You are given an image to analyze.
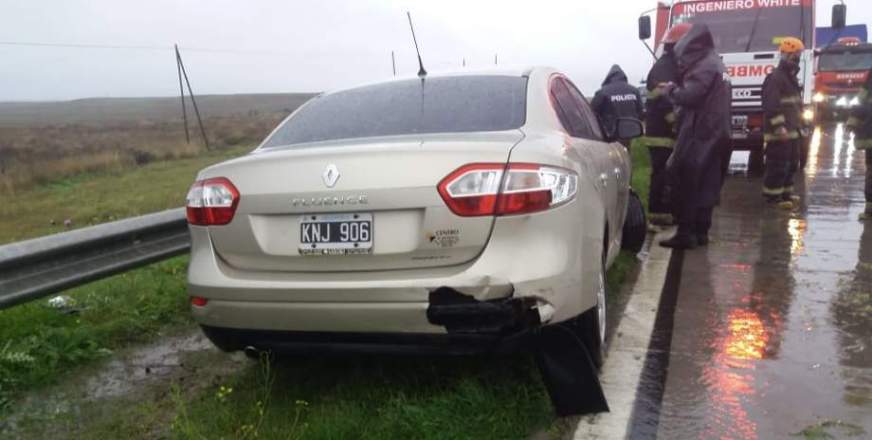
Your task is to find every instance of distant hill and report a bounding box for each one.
[0,93,317,127]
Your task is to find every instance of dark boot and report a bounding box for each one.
[659,233,697,249]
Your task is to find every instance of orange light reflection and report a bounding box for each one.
[702,308,771,439]
[788,218,807,259]
[805,126,821,181]
[725,309,769,360]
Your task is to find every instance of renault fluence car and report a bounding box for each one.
[186,67,638,363]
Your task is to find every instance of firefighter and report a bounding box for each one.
[847,67,872,220]
[761,37,805,209]
[656,23,732,249]
[642,23,691,228]
[592,64,643,146]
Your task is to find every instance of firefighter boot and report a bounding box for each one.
[659,233,697,249]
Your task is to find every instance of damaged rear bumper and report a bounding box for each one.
[201,288,546,355]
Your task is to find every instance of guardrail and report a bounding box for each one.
[0,208,190,310]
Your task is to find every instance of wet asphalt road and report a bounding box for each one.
[644,126,872,439]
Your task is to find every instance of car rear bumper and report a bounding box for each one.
[200,320,540,356]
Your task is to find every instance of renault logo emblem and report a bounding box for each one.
[322,164,340,188]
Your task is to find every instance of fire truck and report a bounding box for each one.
[637,1,839,169]
[813,36,872,122]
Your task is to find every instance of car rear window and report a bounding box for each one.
[261,75,527,148]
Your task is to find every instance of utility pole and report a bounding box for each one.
[175,46,190,144]
[391,50,397,76]
[175,44,210,150]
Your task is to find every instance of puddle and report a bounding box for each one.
[1,328,247,438]
[85,332,213,400]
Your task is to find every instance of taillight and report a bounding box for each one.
[437,163,577,217]
[185,177,240,225]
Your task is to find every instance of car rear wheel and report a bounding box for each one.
[621,189,646,253]
[575,252,607,369]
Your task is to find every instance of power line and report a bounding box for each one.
[0,40,296,56]
[0,41,168,50]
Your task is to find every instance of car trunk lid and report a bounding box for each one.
[203,131,523,272]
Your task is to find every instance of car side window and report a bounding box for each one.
[550,78,595,139]
[565,80,604,140]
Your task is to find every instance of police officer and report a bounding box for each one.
[847,67,872,220]
[761,37,805,209]
[592,64,643,145]
[657,23,732,249]
[642,23,691,228]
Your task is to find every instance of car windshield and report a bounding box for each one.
[818,50,872,72]
[261,75,527,148]
[671,1,813,53]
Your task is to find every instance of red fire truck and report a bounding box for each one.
[813,36,872,122]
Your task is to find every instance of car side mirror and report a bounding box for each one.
[614,118,644,141]
[639,16,652,40]
[832,4,846,29]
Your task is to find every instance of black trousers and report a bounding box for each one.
[673,162,715,238]
[763,139,800,201]
[677,202,714,237]
[648,147,673,216]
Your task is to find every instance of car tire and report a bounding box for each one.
[575,254,607,369]
[621,189,646,253]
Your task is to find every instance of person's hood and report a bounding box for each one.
[602,64,629,86]
[675,23,715,72]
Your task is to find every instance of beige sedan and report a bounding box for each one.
[185,67,639,364]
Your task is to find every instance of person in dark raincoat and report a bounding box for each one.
[592,64,643,146]
[656,23,732,249]
[846,67,872,220]
[642,23,691,228]
[761,37,805,210]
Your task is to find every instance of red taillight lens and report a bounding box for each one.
[186,177,240,225]
[437,163,577,217]
[190,296,208,307]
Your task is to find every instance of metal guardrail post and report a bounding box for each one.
[0,208,191,310]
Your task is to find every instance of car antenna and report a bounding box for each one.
[407,11,427,78]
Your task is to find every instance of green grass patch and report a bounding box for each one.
[630,138,652,212]
[0,257,192,412]
[0,145,250,244]
[169,355,552,440]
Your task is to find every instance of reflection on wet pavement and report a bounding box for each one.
[655,126,872,439]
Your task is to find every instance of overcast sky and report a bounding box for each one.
[1,0,871,101]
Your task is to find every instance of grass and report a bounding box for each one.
[168,355,553,440]
[792,420,866,439]
[0,257,192,412]
[1,135,653,439]
[0,145,249,244]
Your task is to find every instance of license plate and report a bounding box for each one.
[299,213,372,256]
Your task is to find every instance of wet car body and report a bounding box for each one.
[186,67,634,356]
